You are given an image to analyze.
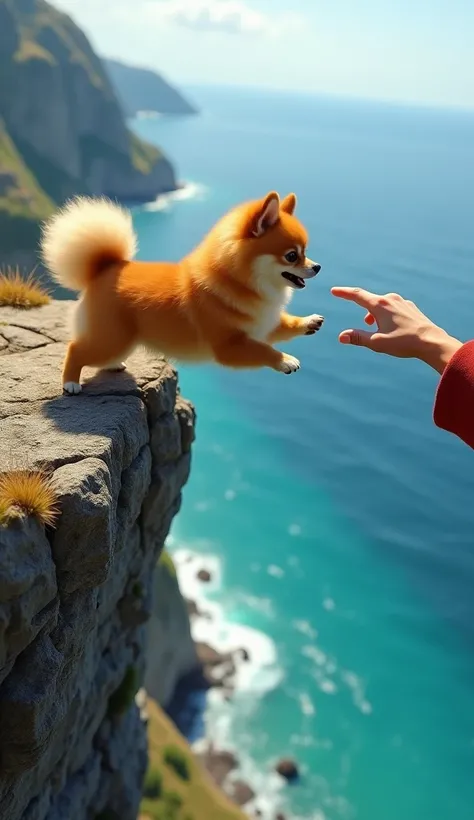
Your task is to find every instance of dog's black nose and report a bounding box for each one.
[312,263,321,274]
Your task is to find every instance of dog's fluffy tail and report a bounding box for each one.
[40,196,137,291]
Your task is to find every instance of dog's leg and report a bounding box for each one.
[268,312,325,342]
[62,340,88,394]
[213,336,300,374]
[62,339,133,394]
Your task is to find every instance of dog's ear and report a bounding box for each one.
[281,193,297,215]
[251,192,280,237]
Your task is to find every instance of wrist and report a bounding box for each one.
[418,326,463,375]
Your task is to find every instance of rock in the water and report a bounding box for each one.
[275,758,300,782]
[228,779,255,806]
[186,598,200,617]
[195,642,236,689]
[198,746,238,787]
[197,568,212,583]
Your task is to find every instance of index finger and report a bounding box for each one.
[331,286,381,310]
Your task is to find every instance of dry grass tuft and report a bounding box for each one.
[0,470,59,527]
[0,267,50,309]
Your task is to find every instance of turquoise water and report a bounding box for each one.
[131,88,474,819]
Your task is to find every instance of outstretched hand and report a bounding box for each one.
[331,287,462,374]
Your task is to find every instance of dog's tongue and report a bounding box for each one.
[295,276,305,288]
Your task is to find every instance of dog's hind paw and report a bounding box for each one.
[63,381,82,395]
[278,354,301,374]
[103,361,127,372]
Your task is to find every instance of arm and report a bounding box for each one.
[331,287,474,450]
[434,341,474,449]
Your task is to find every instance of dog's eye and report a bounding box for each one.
[284,250,298,264]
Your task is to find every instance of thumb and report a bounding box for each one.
[338,328,374,348]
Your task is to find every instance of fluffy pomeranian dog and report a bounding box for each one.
[40,191,323,394]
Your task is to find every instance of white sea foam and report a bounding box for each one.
[172,547,283,698]
[169,539,360,819]
[170,542,291,818]
[140,180,208,212]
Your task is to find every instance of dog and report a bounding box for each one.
[40,190,323,394]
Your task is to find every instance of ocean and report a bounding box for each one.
[130,87,474,820]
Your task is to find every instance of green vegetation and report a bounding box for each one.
[107,666,139,717]
[130,131,162,176]
[132,580,144,598]
[158,550,177,579]
[163,746,191,782]
[14,38,55,66]
[0,120,54,221]
[139,697,244,820]
[143,768,164,800]
[12,0,105,89]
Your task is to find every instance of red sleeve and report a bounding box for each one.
[434,340,474,449]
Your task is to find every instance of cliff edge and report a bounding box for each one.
[0,0,177,261]
[105,59,197,118]
[0,301,195,820]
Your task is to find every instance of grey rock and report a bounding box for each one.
[142,365,178,424]
[0,324,50,352]
[0,634,64,774]
[176,394,196,453]
[145,551,199,708]
[150,412,182,464]
[51,459,114,594]
[227,779,256,806]
[0,518,58,686]
[0,301,195,819]
[117,445,152,533]
[0,303,72,344]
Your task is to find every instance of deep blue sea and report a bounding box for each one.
[131,87,474,820]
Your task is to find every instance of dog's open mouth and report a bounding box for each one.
[282,272,305,289]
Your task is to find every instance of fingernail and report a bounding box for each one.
[340,334,351,344]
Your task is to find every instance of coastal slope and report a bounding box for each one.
[0,0,176,261]
[105,58,197,118]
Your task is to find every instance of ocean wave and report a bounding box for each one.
[170,542,291,818]
[172,546,283,697]
[168,539,359,818]
[140,180,208,212]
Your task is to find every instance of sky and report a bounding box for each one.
[54,0,474,109]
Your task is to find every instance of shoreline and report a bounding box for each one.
[166,544,297,820]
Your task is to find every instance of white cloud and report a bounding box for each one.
[144,0,303,37]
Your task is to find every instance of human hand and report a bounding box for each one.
[331,287,462,374]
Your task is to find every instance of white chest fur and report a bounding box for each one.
[249,256,292,340]
[248,294,289,340]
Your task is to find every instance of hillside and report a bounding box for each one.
[105,58,197,118]
[141,697,245,820]
[0,0,177,260]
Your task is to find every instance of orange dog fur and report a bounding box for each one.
[40,191,323,394]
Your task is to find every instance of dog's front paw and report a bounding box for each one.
[63,381,82,395]
[304,314,325,335]
[278,354,301,374]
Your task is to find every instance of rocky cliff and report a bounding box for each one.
[145,552,199,709]
[105,59,197,118]
[0,300,196,820]
[0,0,177,261]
